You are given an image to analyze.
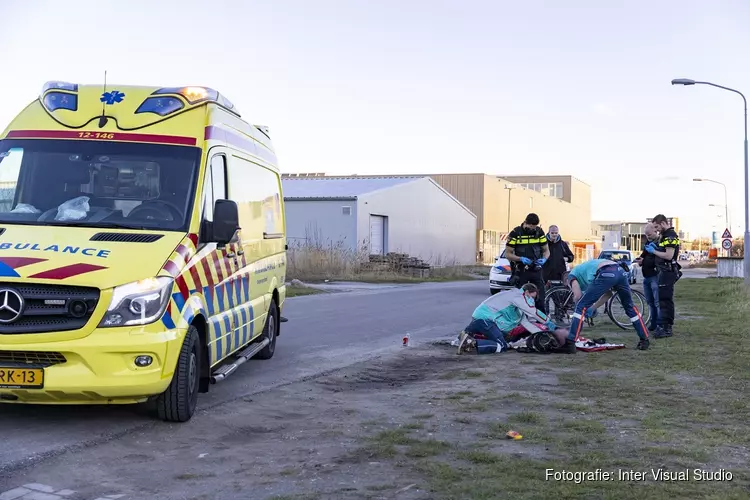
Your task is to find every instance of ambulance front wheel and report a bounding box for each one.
[256,300,278,360]
[156,326,201,422]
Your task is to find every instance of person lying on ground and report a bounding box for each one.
[556,259,650,354]
[457,283,567,355]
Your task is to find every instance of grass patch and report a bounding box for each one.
[349,279,750,499]
[458,402,489,413]
[351,442,398,460]
[561,419,606,434]
[402,422,425,430]
[286,238,481,283]
[405,439,452,458]
[371,428,415,446]
[175,472,217,480]
[285,285,326,297]
[445,390,474,401]
[508,411,545,424]
[413,413,435,420]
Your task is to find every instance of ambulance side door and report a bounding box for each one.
[202,153,236,364]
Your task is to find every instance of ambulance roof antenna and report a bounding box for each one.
[98,70,109,128]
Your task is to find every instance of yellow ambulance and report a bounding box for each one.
[0,81,287,421]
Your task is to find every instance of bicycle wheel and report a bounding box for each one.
[606,290,650,330]
[545,286,576,327]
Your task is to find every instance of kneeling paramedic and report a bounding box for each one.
[457,284,566,354]
[557,259,649,353]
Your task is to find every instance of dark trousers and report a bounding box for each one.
[657,269,677,327]
[515,268,546,313]
[567,264,649,342]
[465,318,509,354]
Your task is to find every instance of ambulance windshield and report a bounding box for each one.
[0,139,200,231]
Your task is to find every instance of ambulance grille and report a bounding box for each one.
[0,283,100,335]
[90,232,164,243]
[0,350,67,367]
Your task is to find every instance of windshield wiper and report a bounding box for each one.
[90,222,153,231]
[0,220,157,231]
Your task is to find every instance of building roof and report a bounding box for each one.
[281,176,422,200]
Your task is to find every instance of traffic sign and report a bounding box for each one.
[722,238,732,250]
[722,228,732,239]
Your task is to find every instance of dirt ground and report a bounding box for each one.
[4,338,748,500]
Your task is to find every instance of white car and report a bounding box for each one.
[597,249,640,284]
[489,249,514,295]
[489,250,573,295]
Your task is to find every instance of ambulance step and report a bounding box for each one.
[210,338,270,384]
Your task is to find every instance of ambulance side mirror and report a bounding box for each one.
[212,199,240,245]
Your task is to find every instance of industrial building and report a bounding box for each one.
[281,176,477,265]
[592,217,682,251]
[429,174,593,263]
[284,173,594,264]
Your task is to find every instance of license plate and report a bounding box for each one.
[0,367,44,389]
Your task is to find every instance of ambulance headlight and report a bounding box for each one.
[99,277,174,327]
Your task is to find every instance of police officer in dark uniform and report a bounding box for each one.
[505,213,550,312]
[645,214,681,338]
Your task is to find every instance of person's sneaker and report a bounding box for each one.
[555,339,577,354]
[457,331,472,354]
[653,327,672,339]
[636,339,650,350]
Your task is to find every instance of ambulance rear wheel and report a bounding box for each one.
[156,326,201,422]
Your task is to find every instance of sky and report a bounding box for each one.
[1,0,749,238]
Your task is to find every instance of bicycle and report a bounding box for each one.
[545,280,651,331]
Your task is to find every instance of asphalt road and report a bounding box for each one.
[0,280,488,480]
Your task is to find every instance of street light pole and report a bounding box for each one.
[674,78,749,283]
[695,178,729,229]
[504,184,514,232]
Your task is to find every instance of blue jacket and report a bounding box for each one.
[568,259,614,291]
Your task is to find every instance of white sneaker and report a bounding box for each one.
[457,331,470,354]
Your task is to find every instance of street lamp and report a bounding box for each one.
[504,183,515,232]
[694,178,729,229]
[674,78,749,283]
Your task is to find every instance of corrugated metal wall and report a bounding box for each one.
[284,200,359,251]
[427,174,485,228]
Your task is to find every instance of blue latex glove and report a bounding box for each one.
[536,257,547,266]
[520,257,533,265]
[645,243,657,254]
[545,320,557,331]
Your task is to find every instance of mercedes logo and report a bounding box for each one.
[0,289,24,324]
